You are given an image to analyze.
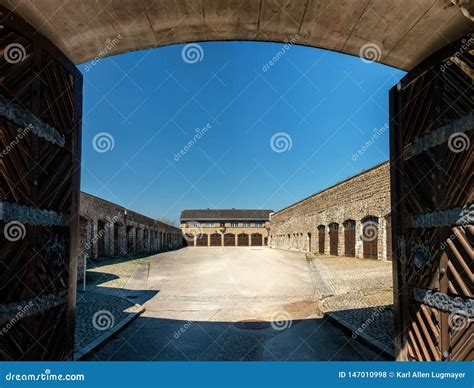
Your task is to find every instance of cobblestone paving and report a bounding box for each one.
[307,254,392,296]
[74,291,136,353]
[308,254,394,355]
[85,255,149,289]
[75,255,151,356]
[320,288,394,355]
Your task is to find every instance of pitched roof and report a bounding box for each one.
[180,209,273,222]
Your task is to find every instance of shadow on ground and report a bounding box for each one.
[83,315,391,361]
[75,287,159,356]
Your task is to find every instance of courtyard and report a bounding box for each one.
[78,247,392,361]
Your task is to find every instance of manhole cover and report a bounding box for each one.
[234,320,271,330]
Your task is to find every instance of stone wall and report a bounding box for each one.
[77,192,183,280]
[269,162,391,260]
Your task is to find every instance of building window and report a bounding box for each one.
[190,222,200,227]
[255,222,263,228]
[231,222,239,227]
[243,223,250,227]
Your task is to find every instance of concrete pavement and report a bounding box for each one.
[84,247,389,361]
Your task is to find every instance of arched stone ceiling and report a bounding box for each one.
[1,0,472,70]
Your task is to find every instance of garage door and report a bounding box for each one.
[196,234,208,247]
[343,220,356,257]
[329,223,339,256]
[210,233,221,246]
[251,233,262,246]
[362,217,378,259]
[224,233,235,246]
[237,233,249,246]
[318,225,325,254]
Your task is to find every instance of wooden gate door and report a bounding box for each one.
[329,223,339,256]
[390,35,473,361]
[362,217,378,259]
[0,6,82,360]
[344,220,356,257]
[318,225,325,254]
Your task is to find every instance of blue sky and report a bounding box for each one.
[79,41,405,224]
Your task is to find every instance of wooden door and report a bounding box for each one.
[196,234,208,246]
[329,223,339,256]
[210,233,221,246]
[385,216,392,261]
[251,233,262,246]
[237,233,249,246]
[318,226,325,254]
[0,6,82,360]
[224,233,235,246]
[343,220,356,257]
[362,217,378,259]
[390,35,473,361]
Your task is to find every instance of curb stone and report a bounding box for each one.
[323,312,395,359]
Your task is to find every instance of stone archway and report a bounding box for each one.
[3,1,471,70]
